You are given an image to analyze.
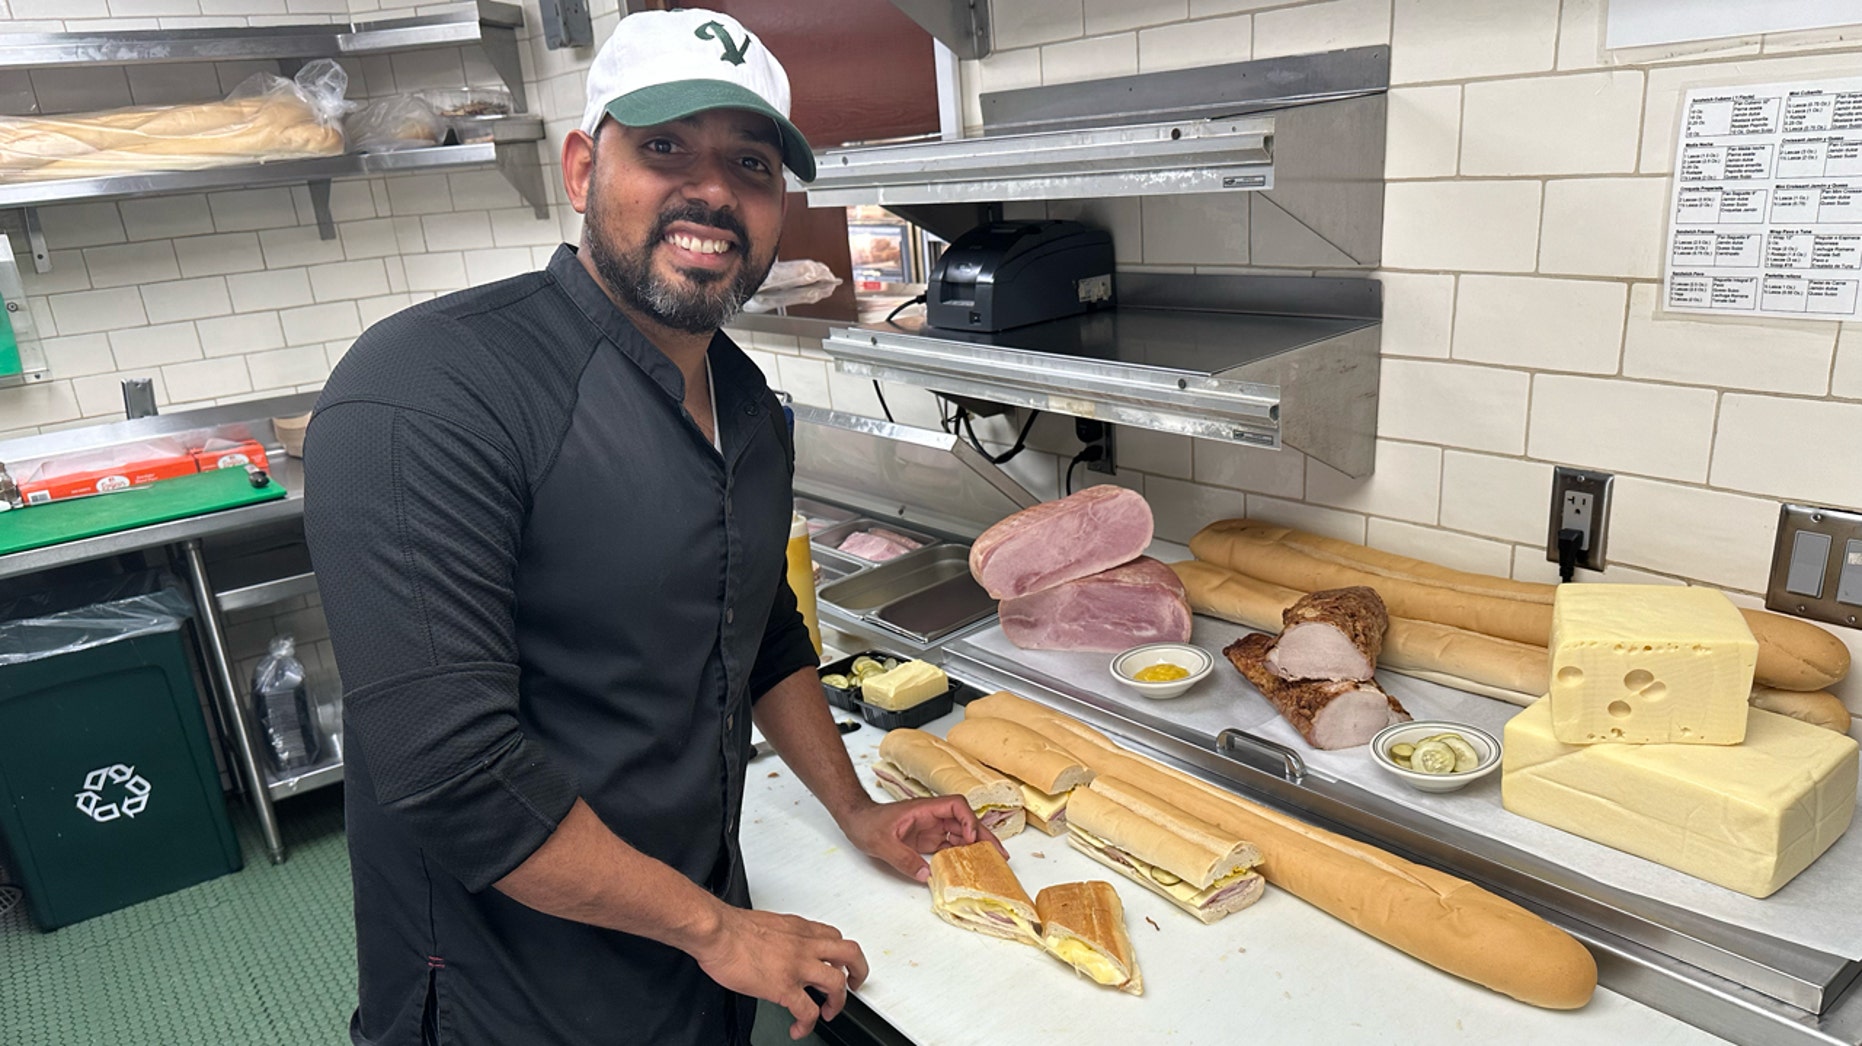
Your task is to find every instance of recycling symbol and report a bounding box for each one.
[75,763,151,823]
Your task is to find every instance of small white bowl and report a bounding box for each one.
[1110,643,1214,700]
[1369,720,1503,794]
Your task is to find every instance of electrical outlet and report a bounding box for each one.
[1075,418,1116,475]
[1546,466,1613,573]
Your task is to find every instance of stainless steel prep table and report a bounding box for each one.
[0,392,319,864]
[739,703,1727,1046]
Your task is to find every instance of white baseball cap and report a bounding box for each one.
[579,9,816,182]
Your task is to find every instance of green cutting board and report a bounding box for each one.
[0,468,287,557]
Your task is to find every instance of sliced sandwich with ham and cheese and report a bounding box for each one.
[1036,880,1143,995]
[945,716,1095,836]
[928,840,1041,947]
[1066,777,1265,924]
[873,728,1025,838]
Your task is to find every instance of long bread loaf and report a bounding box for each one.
[963,691,1599,1010]
[1189,519,1849,691]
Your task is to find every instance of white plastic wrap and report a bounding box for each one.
[345,94,442,153]
[0,59,351,182]
[743,259,843,312]
[0,589,194,666]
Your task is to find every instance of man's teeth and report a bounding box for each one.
[668,233,731,255]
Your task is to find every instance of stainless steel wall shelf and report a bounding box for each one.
[0,2,543,273]
[824,273,1381,476]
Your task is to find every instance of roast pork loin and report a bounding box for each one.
[1265,586,1389,682]
[970,486,1154,600]
[1226,632,1410,749]
[1000,556,1192,652]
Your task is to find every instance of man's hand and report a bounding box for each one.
[836,795,1008,883]
[689,904,869,1041]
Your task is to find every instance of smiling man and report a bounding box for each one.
[303,10,997,1046]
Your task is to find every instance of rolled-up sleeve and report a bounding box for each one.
[304,399,578,892]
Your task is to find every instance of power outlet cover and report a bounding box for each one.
[1546,466,1613,572]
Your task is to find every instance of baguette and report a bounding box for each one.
[927,840,1041,947]
[946,716,1096,794]
[1750,687,1853,734]
[1189,520,1848,691]
[963,691,1599,1010]
[874,729,1025,838]
[1036,881,1143,995]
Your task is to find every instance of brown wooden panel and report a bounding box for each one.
[707,0,940,148]
[774,192,858,321]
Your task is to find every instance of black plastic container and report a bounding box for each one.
[818,649,977,726]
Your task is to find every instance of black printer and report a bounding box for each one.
[925,220,1115,332]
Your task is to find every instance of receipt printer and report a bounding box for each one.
[926,220,1114,332]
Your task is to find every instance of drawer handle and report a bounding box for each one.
[1217,728,1306,786]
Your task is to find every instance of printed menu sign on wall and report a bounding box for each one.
[1663,76,1862,321]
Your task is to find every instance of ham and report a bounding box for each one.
[838,529,919,561]
[1264,586,1388,682]
[999,557,1191,652]
[970,486,1154,600]
[1225,632,1410,749]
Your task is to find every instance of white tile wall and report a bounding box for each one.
[4,0,1858,706]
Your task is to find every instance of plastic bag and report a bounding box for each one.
[743,260,844,313]
[0,589,194,667]
[252,635,319,772]
[0,58,351,182]
[345,94,442,153]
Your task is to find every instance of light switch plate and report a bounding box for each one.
[1766,503,1862,629]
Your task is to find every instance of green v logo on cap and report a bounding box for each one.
[695,21,753,66]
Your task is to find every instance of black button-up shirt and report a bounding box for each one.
[304,245,817,1046]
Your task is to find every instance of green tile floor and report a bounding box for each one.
[0,787,825,1046]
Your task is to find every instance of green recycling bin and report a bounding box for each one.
[0,589,242,930]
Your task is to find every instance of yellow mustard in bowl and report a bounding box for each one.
[1132,662,1189,683]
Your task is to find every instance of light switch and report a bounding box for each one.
[1838,539,1862,607]
[1786,530,1832,597]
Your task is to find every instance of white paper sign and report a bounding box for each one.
[1663,76,1862,321]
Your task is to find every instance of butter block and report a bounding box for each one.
[1549,585,1757,744]
[861,660,947,711]
[1503,697,1857,898]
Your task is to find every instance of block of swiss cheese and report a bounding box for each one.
[1549,585,1757,745]
[1503,697,1857,898]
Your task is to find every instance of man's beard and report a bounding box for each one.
[585,188,773,335]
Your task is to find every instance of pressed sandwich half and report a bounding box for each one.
[927,840,1041,947]
[1036,880,1143,995]
[1066,777,1265,924]
[873,728,1026,838]
[945,716,1095,836]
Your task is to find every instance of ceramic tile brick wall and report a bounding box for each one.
[3,0,1860,707]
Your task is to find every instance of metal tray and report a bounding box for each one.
[811,518,939,565]
[812,548,865,585]
[817,545,995,645]
[795,496,858,536]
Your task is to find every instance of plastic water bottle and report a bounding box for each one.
[252,635,319,773]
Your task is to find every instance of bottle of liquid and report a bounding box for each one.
[252,635,320,773]
[786,511,822,657]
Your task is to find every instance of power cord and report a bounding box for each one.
[871,381,894,422]
[960,408,1041,465]
[1065,445,1105,495]
[1556,527,1586,583]
[884,294,927,326]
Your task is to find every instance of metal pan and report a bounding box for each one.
[810,518,939,565]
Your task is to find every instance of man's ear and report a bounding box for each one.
[562,128,597,215]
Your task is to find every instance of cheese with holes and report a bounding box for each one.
[1548,585,1757,745]
[1503,697,1857,898]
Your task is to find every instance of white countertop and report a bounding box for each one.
[738,709,1730,1046]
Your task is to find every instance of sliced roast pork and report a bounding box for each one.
[1265,586,1388,682]
[1225,632,1410,749]
[970,486,1154,600]
[999,556,1191,652]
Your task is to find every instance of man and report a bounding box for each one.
[304,11,997,1045]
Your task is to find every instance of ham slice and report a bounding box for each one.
[970,486,1154,600]
[999,557,1191,652]
[1226,632,1410,749]
[1265,586,1388,682]
[838,529,920,561]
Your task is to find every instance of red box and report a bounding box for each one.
[192,440,270,474]
[19,446,199,505]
